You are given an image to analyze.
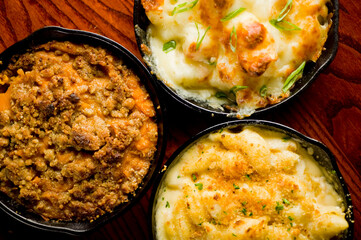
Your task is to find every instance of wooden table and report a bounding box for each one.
[0,0,359,239]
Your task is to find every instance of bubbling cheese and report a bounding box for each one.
[141,0,332,117]
[154,126,348,239]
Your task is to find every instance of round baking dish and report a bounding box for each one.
[149,120,353,239]
[0,26,167,234]
[134,0,339,119]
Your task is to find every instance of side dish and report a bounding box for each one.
[0,41,158,221]
[141,0,333,118]
[154,126,349,239]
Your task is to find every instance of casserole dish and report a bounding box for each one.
[0,26,167,234]
[149,120,353,239]
[134,0,339,119]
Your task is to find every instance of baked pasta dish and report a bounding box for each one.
[0,41,158,221]
[140,0,333,118]
[154,126,349,239]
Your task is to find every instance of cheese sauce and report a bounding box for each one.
[141,0,332,118]
[154,126,348,239]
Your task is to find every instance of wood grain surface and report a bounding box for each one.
[0,0,359,239]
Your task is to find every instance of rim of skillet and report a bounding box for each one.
[133,0,340,119]
[0,26,168,235]
[148,119,354,240]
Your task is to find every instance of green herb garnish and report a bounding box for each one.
[163,40,176,53]
[230,85,248,95]
[215,91,228,98]
[232,233,237,237]
[278,0,293,21]
[245,174,251,180]
[171,0,198,15]
[195,22,211,50]
[195,183,203,190]
[270,19,301,31]
[282,61,306,92]
[165,201,170,208]
[282,136,291,141]
[288,216,294,221]
[192,173,197,181]
[259,85,267,97]
[221,7,246,22]
[230,25,237,52]
[241,208,247,215]
[275,202,284,213]
[233,183,240,189]
[283,198,290,205]
[270,0,301,31]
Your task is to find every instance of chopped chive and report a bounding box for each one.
[215,91,228,98]
[288,216,294,221]
[242,201,247,206]
[283,198,290,205]
[282,136,291,141]
[165,201,170,208]
[230,85,248,95]
[171,0,198,15]
[241,208,247,215]
[233,183,240,189]
[232,233,237,237]
[192,173,197,181]
[262,204,267,209]
[259,85,267,97]
[270,19,301,31]
[277,0,293,21]
[270,0,301,31]
[195,183,203,190]
[282,61,306,92]
[245,174,251,180]
[275,202,284,213]
[163,40,176,53]
[221,7,246,22]
[230,25,237,52]
[195,23,211,50]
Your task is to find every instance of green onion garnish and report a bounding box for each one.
[195,183,203,190]
[283,198,290,205]
[270,0,301,31]
[270,19,301,31]
[230,85,247,95]
[230,25,237,52]
[275,202,284,213]
[192,173,197,181]
[165,201,170,208]
[171,0,198,16]
[259,85,267,97]
[282,61,306,92]
[278,0,293,21]
[233,183,240,189]
[195,22,211,50]
[163,40,176,53]
[215,91,228,99]
[221,7,246,22]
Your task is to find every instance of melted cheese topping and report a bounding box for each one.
[154,126,348,239]
[141,0,331,117]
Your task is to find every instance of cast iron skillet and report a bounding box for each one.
[149,120,354,240]
[133,0,339,119]
[0,26,167,235]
